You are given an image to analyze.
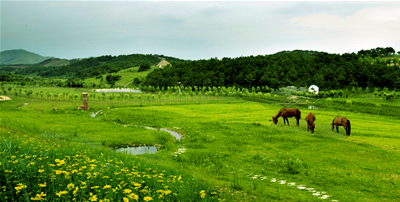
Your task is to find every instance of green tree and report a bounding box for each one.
[138,63,151,72]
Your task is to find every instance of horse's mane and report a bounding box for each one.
[273,109,282,119]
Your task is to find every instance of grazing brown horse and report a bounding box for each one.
[305,112,316,133]
[272,108,301,126]
[332,116,351,136]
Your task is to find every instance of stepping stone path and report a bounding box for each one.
[247,175,338,201]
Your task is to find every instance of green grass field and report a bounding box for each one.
[1,87,400,201]
[84,66,158,88]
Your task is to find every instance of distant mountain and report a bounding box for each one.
[0,49,53,65]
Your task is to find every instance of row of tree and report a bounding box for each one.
[357,47,397,57]
[144,49,400,90]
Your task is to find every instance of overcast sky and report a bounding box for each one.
[1,1,400,60]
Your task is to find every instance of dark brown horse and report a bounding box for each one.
[332,116,351,136]
[305,112,316,133]
[272,108,301,126]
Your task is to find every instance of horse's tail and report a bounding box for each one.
[347,120,351,136]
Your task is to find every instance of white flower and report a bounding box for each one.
[270,178,276,182]
[278,180,286,184]
[297,185,306,189]
[287,182,296,186]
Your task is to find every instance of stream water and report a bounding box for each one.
[116,146,158,155]
[95,89,141,93]
[115,127,181,155]
[308,105,318,109]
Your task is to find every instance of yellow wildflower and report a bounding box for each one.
[38,183,46,187]
[103,185,111,189]
[38,169,45,173]
[200,190,206,198]
[123,189,132,194]
[144,196,153,201]
[67,183,75,190]
[123,197,129,202]
[89,192,98,201]
[128,193,139,200]
[73,187,79,195]
[55,190,68,197]
[140,189,149,195]
[17,183,27,188]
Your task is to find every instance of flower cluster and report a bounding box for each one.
[0,131,222,201]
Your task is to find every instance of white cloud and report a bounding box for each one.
[289,4,400,53]
[1,1,399,59]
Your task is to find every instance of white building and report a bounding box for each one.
[309,85,319,94]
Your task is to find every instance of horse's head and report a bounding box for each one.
[310,123,315,133]
[272,116,278,124]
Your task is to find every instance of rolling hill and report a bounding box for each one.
[0,49,53,65]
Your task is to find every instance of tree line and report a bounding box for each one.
[144,48,399,91]
[13,54,189,79]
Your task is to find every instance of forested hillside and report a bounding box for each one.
[144,49,400,90]
[14,54,188,79]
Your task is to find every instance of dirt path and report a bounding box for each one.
[157,58,170,67]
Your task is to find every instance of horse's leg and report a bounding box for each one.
[336,126,339,133]
[286,118,289,125]
[297,118,299,126]
[307,123,310,131]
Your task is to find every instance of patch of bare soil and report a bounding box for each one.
[157,59,171,67]
[0,96,11,101]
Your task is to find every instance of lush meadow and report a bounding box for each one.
[1,86,400,201]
